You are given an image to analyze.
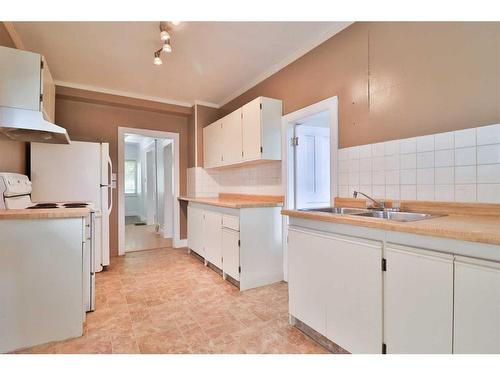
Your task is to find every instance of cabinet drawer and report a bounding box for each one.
[222,215,239,231]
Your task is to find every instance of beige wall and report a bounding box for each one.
[55,87,191,257]
[0,23,28,174]
[221,22,500,148]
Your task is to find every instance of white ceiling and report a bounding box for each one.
[12,22,351,107]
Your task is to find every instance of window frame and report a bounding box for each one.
[124,159,139,196]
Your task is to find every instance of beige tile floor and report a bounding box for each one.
[125,224,172,252]
[17,247,328,354]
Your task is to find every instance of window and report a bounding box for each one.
[125,160,138,195]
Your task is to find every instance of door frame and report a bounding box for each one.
[281,96,339,281]
[118,127,184,255]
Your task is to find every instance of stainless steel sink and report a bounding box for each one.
[351,210,443,222]
[299,207,444,222]
[300,207,370,215]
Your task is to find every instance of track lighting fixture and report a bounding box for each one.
[153,22,176,65]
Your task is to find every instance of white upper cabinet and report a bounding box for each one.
[203,96,282,168]
[384,245,454,354]
[0,46,42,111]
[221,108,243,165]
[454,256,500,354]
[203,119,223,168]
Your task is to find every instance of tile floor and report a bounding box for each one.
[17,247,328,354]
[125,224,172,252]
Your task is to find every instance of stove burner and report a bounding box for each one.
[27,203,58,209]
[63,203,89,208]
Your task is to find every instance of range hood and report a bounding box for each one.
[0,106,70,144]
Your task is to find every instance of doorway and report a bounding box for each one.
[293,110,331,209]
[118,127,182,255]
[281,97,339,280]
[123,133,173,252]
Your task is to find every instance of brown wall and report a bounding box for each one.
[0,22,28,173]
[221,22,500,148]
[55,88,191,257]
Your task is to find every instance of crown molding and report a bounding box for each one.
[193,100,219,109]
[54,80,194,108]
[216,22,353,108]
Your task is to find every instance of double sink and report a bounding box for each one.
[301,207,444,222]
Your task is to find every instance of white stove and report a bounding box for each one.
[0,172,96,312]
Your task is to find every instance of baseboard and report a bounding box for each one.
[174,239,187,248]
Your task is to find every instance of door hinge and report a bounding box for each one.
[40,93,43,102]
[241,112,243,119]
[291,136,299,146]
[40,59,44,69]
[382,258,387,272]
[238,266,241,273]
[260,146,263,153]
[241,151,244,157]
[238,239,241,247]
[382,343,387,354]
[259,103,262,110]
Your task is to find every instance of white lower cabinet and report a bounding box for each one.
[288,227,382,353]
[203,210,223,269]
[454,256,500,354]
[187,206,204,257]
[384,245,454,354]
[186,202,283,291]
[222,228,240,281]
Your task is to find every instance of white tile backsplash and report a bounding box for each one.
[337,123,500,203]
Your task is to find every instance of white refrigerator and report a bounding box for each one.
[30,141,112,272]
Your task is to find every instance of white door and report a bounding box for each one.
[204,210,222,268]
[163,143,173,238]
[384,245,454,354]
[203,121,222,168]
[294,125,330,209]
[288,227,329,336]
[187,206,204,257]
[325,234,382,354]
[221,108,243,165]
[241,97,262,161]
[145,148,156,225]
[454,256,500,354]
[222,228,240,281]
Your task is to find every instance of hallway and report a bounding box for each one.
[18,247,327,354]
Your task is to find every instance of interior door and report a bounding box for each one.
[241,98,262,161]
[145,147,156,225]
[221,108,243,165]
[294,125,330,209]
[384,245,454,354]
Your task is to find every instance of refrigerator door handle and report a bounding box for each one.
[107,155,113,213]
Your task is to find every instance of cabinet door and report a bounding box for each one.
[41,56,55,123]
[204,210,222,268]
[187,206,204,257]
[325,234,382,354]
[241,97,262,161]
[221,108,243,165]
[203,121,222,168]
[384,245,454,353]
[454,256,500,354]
[288,227,329,336]
[0,46,41,111]
[222,228,240,281]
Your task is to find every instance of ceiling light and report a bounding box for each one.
[171,21,181,26]
[160,30,170,41]
[153,50,162,65]
[162,41,172,53]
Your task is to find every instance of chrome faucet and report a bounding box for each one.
[353,191,385,209]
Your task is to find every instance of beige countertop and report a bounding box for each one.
[178,193,284,209]
[282,209,500,246]
[0,208,91,220]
